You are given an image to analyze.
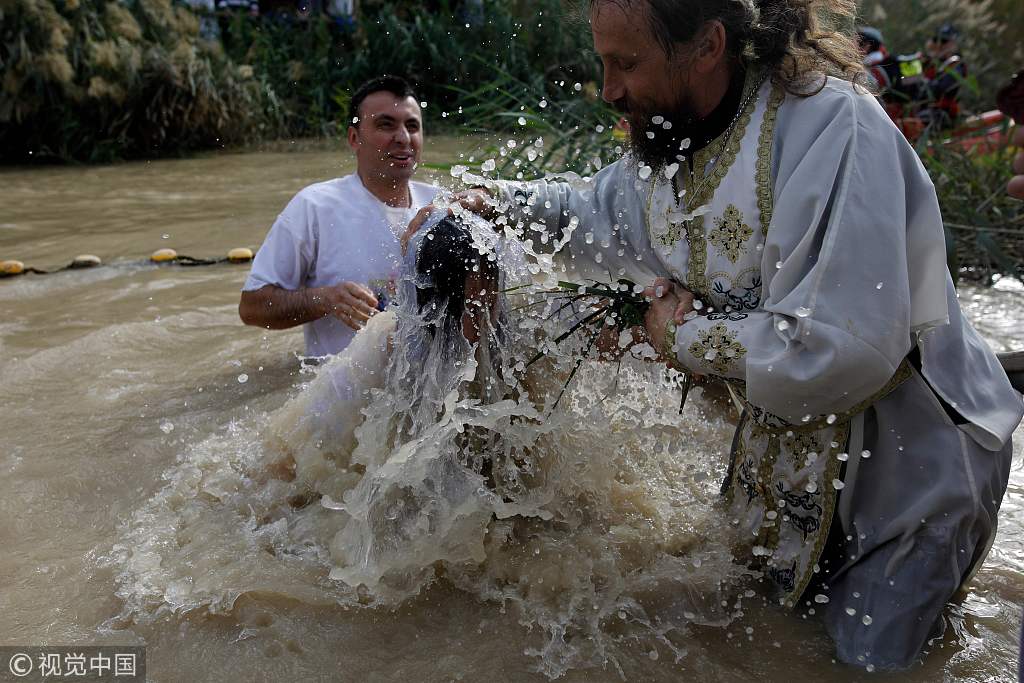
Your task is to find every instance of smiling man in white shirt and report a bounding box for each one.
[239,75,439,357]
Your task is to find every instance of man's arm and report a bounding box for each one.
[239,282,378,331]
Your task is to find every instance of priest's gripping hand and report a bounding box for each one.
[400,188,497,254]
[643,278,695,359]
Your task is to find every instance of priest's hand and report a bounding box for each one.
[451,187,498,218]
[1011,126,1024,200]
[643,278,695,358]
[400,188,498,254]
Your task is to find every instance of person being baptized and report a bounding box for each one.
[260,211,551,593]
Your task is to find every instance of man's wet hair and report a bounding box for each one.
[415,216,498,322]
[347,75,419,127]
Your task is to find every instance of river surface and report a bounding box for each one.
[1,139,1021,682]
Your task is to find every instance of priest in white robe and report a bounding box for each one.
[424,0,1022,671]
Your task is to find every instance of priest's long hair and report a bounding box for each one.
[588,0,866,95]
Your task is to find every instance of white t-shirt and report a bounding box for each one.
[244,174,439,357]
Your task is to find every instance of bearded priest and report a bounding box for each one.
[423,0,1023,672]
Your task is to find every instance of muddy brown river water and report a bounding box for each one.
[0,138,1021,682]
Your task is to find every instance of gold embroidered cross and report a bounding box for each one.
[709,205,753,263]
[688,322,747,374]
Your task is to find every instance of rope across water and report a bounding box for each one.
[0,247,255,279]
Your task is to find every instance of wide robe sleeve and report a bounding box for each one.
[669,84,951,425]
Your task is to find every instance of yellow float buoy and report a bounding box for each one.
[150,248,178,263]
[1,260,25,275]
[70,254,102,269]
[227,247,254,263]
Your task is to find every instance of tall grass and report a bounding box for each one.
[444,61,620,178]
[219,0,598,139]
[0,0,287,162]
[919,140,1024,283]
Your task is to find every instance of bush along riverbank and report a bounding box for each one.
[0,0,597,162]
[1,0,290,162]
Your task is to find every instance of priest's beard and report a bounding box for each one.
[615,91,700,172]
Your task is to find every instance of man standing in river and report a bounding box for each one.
[240,75,439,356]
[418,0,1022,671]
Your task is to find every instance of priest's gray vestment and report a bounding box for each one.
[488,73,1022,669]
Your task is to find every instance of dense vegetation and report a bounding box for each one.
[0,0,597,161]
[0,0,287,162]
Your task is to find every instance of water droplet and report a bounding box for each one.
[539,99,548,108]
[517,117,527,126]
[680,138,691,150]
[876,282,884,290]
[805,481,818,493]
[845,607,857,616]
[663,162,679,179]
[795,306,811,318]
[450,164,469,178]
[651,115,665,125]
[646,131,656,140]
[692,299,704,310]
[861,449,871,459]
[801,414,812,423]
[826,414,837,425]
[584,232,594,244]
[637,165,652,180]
[237,373,249,384]
[837,452,849,462]
[159,421,174,434]
[573,82,582,91]
[862,614,873,626]
[866,664,875,673]
[161,233,170,240]
[662,120,673,130]
[832,479,845,490]
[481,159,496,172]
[814,594,830,604]
[775,260,784,270]
[776,320,791,332]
